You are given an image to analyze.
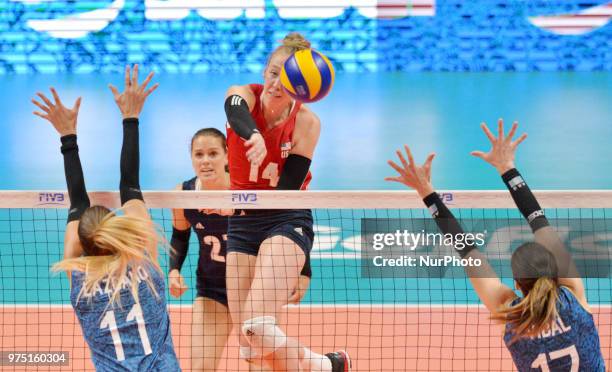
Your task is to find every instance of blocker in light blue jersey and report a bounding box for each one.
[504,286,605,372]
[71,265,180,371]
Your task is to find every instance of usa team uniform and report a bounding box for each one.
[226,84,315,259]
[504,287,605,371]
[71,266,180,371]
[181,176,234,305]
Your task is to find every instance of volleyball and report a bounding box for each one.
[280,49,335,103]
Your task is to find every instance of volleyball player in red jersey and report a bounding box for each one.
[225,81,312,190]
[224,32,350,372]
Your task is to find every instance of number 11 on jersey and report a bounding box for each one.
[249,162,279,187]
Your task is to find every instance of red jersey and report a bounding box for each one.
[227,84,312,190]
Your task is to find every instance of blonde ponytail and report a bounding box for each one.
[266,32,311,67]
[281,32,311,51]
[494,277,559,344]
[53,208,163,306]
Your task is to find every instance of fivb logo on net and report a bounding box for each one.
[37,192,67,206]
[231,192,257,205]
[15,0,436,39]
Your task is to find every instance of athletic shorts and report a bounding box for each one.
[227,209,314,258]
[193,243,228,306]
[195,273,227,306]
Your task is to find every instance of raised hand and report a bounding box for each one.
[32,88,82,136]
[385,145,435,198]
[470,119,527,175]
[108,64,159,119]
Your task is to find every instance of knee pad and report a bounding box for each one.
[241,316,287,356]
[239,345,258,362]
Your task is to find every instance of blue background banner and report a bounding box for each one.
[2,0,611,73]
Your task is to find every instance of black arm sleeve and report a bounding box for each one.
[276,154,312,190]
[120,118,143,204]
[61,134,90,223]
[423,192,477,258]
[224,95,259,140]
[169,227,191,272]
[501,168,549,233]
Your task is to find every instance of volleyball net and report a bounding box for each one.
[0,190,611,371]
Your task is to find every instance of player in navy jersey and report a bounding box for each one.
[224,32,350,371]
[33,65,180,371]
[168,128,312,372]
[386,119,605,372]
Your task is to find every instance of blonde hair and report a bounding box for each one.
[494,277,559,344]
[493,242,560,344]
[267,32,311,66]
[53,206,163,306]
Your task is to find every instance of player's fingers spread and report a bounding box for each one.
[506,121,518,141]
[124,65,130,87]
[32,99,49,113]
[403,145,415,165]
[108,84,120,98]
[37,92,53,107]
[33,111,48,120]
[405,146,418,173]
[497,118,504,140]
[481,122,495,143]
[424,153,436,167]
[73,97,82,113]
[384,177,403,184]
[387,160,405,176]
[395,150,409,170]
[512,133,527,148]
[50,87,62,106]
[140,72,154,91]
[470,151,485,159]
[132,64,139,87]
[145,83,159,97]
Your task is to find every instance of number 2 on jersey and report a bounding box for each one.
[100,304,152,361]
[249,162,279,187]
[203,234,227,263]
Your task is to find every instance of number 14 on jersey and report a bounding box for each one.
[249,162,279,187]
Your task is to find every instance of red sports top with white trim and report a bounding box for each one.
[227,84,312,190]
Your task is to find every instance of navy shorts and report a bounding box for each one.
[196,287,228,306]
[195,254,228,306]
[195,275,228,306]
[227,209,314,258]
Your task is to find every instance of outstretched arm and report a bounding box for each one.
[32,88,86,264]
[109,64,158,220]
[386,145,516,314]
[472,119,585,305]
